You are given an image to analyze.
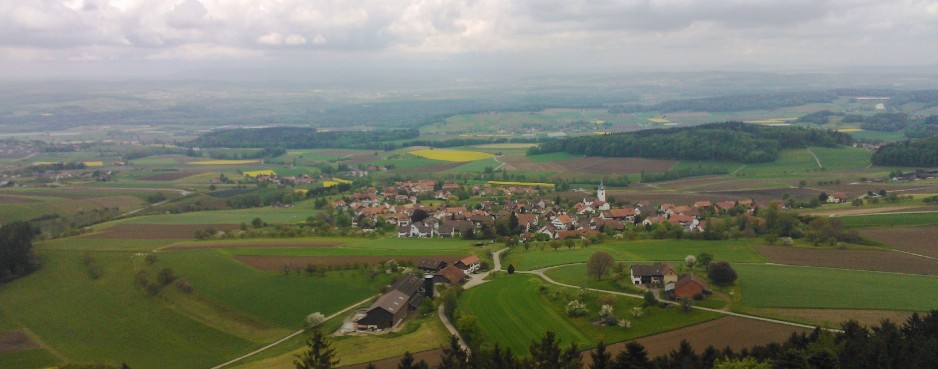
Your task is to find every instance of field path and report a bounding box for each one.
[210,295,376,369]
[508,259,840,333]
[437,304,470,353]
[806,148,823,168]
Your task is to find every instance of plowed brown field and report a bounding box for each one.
[859,225,938,258]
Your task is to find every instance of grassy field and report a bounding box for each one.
[458,274,719,355]
[840,212,938,228]
[157,249,388,328]
[122,206,318,225]
[544,264,644,294]
[736,264,938,311]
[0,250,256,369]
[809,146,873,171]
[503,239,766,271]
[0,349,60,369]
[446,158,500,172]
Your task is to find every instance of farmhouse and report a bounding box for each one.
[356,274,425,330]
[630,263,678,286]
[453,255,481,275]
[668,274,709,299]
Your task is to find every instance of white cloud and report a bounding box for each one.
[0,0,936,75]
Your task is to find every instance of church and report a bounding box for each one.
[578,180,610,214]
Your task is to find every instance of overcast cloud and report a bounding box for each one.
[1,0,936,79]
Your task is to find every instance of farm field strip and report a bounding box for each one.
[859,225,938,258]
[755,245,938,275]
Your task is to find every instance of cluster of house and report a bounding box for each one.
[330,182,760,240]
[629,262,709,300]
[354,255,482,330]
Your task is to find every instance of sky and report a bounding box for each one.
[1,0,938,80]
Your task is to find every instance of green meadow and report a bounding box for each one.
[503,239,766,271]
[736,264,938,311]
[458,274,719,355]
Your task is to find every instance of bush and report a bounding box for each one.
[157,268,176,286]
[174,278,193,293]
[708,261,738,285]
[643,291,657,306]
[565,300,589,316]
[305,312,326,329]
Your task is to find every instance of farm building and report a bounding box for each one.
[630,262,678,286]
[453,255,482,275]
[416,258,447,273]
[668,274,709,299]
[355,275,425,330]
[435,265,468,285]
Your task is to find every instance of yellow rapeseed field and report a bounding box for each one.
[82,161,104,167]
[647,118,671,123]
[190,160,260,165]
[409,149,494,162]
[835,128,864,133]
[488,181,555,188]
[243,170,277,177]
[323,178,353,188]
[746,118,795,124]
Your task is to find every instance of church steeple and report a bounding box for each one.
[597,179,606,202]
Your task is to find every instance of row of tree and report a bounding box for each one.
[528,123,851,164]
[296,310,938,369]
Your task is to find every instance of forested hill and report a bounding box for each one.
[528,122,852,163]
[189,127,419,149]
[871,135,938,167]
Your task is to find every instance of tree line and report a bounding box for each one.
[189,127,420,150]
[871,135,938,167]
[528,122,851,164]
[292,310,938,369]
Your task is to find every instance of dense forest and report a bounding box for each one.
[528,122,851,163]
[189,127,420,149]
[871,136,938,167]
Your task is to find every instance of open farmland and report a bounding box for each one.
[190,160,261,165]
[502,156,676,174]
[164,240,341,250]
[736,264,938,311]
[755,245,938,275]
[234,254,466,271]
[459,274,719,355]
[83,224,241,239]
[408,149,494,162]
[859,225,938,258]
[618,316,808,358]
[504,239,766,271]
[840,212,938,228]
[141,171,201,181]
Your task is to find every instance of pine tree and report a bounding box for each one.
[589,341,611,369]
[294,331,340,369]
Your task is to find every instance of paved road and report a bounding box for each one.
[210,295,376,369]
[462,247,509,289]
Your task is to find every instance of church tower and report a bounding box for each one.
[597,179,606,202]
